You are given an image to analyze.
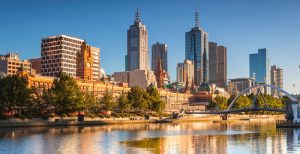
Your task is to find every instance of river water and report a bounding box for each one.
[0,121,299,154]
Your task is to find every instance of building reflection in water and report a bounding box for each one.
[0,122,300,153]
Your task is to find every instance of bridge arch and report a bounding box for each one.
[226,84,298,111]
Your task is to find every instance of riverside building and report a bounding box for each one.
[41,35,84,77]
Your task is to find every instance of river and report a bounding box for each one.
[0,121,299,154]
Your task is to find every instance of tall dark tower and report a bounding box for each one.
[185,11,209,85]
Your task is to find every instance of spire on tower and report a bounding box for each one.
[135,8,141,23]
[195,11,199,28]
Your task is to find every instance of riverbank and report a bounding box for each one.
[0,114,285,128]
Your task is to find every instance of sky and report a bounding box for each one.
[0,0,299,94]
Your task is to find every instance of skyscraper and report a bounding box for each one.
[270,65,283,96]
[185,11,209,85]
[249,48,270,94]
[209,42,218,83]
[209,42,227,89]
[152,42,168,73]
[217,46,227,89]
[41,35,84,77]
[126,8,149,71]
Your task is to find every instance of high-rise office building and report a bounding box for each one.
[177,60,194,84]
[185,11,209,85]
[209,42,218,83]
[217,46,227,89]
[41,35,84,77]
[270,65,283,97]
[209,42,227,89]
[152,42,168,73]
[249,48,270,94]
[76,42,101,81]
[0,52,33,76]
[126,8,148,71]
[249,48,270,84]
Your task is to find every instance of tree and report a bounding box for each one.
[99,89,116,111]
[49,73,85,115]
[232,95,251,110]
[208,95,228,110]
[84,92,98,113]
[146,85,165,113]
[0,75,33,115]
[127,86,149,112]
[117,91,130,115]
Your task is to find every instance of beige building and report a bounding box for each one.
[126,9,149,71]
[41,35,84,77]
[129,69,156,89]
[0,52,34,76]
[113,70,157,89]
[112,71,129,84]
[177,60,194,84]
[270,65,283,97]
[228,78,255,95]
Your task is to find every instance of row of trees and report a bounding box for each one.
[207,94,287,111]
[0,73,166,118]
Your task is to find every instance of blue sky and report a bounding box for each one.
[0,0,299,93]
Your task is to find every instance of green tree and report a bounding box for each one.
[50,73,85,115]
[232,96,251,110]
[117,91,130,115]
[127,86,149,112]
[99,89,116,111]
[208,95,228,110]
[146,85,165,113]
[84,92,98,113]
[0,75,33,115]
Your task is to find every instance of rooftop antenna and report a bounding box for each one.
[195,11,199,28]
[135,8,141,23]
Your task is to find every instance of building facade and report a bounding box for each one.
[270,65,283,97]
[76,42,100,81]
[185,12,209,85]
[208,42,218,83]
[177,60,194,84]
[41,35,84,77]
[249,48,270,84]
[208,42,227,89]
[152,42,168,73]
[217,46,227,89]
[0,52,33,76]
[249,48,270,94]
[29,58,42,74]
[126,9,149,71]
[128,69,156,89]
[227,78,255,95]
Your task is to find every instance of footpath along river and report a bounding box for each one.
[0,121,300,154]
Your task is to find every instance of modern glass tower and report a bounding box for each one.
[126,8,149,71]
[185,11,209,86]
[249,48,270,85]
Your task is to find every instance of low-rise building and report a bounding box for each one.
[0,52,34,76]
[228,78,255,95]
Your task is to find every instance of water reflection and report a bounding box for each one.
[0,121,299,153]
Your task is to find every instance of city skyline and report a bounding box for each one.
[0,0,300,93]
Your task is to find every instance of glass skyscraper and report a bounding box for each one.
[185,12,209,86]
[249,48,270,85]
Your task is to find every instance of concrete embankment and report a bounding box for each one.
[0,114,285,128]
